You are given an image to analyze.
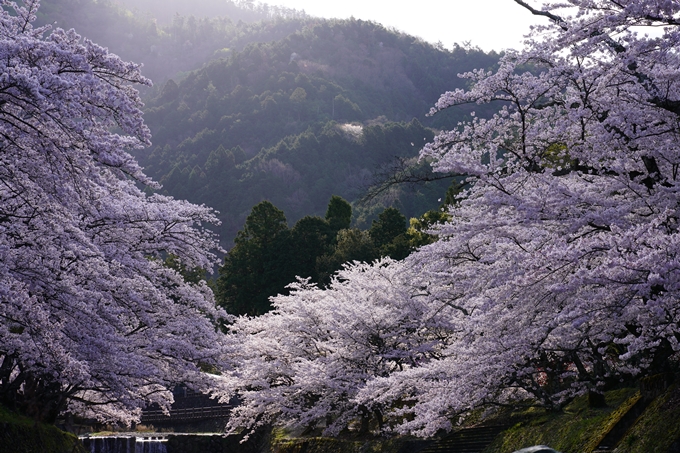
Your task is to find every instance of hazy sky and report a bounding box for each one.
[265,0,547,52]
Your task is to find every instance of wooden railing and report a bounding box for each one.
[140,405,232,422]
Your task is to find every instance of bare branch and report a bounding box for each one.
[513,0,568,29]
[359,157,461,205]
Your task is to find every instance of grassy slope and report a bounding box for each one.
[484,384,680,453]
[0,405,86,453]
[616,384,680,453]
[483,388,639,453]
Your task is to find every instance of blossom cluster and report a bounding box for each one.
[0,0,226,423]
[221,0,680,436]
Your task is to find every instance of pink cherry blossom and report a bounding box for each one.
[220,0,680,437]
[0,0,227,424]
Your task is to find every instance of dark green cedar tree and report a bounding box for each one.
[368,207,409,260]
[216,201,294,316]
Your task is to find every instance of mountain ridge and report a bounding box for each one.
[36,0,500,245]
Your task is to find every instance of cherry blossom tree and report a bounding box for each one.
[220,0,680,438]
[358,0,680,436]
[220,260,459,437]
[0,0,226,423]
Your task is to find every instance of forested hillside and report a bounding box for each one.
[35,0,500,245]
[139,20,499,243]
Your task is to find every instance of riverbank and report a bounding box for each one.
[0,405,86,453]
[270,382,680,453]
[3,381,680,453]
[484,382,680,452]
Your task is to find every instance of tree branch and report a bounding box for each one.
[513,0,567,29]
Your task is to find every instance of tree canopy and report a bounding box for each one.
[216,196,420,315]
[216,201,295,316]
[0,0,226,424]
[132,18,498,244]
[218,0,680,438]
[325,195,352,233]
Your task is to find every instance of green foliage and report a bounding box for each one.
[164,254,207,284]
[216,201,294,316]
[334,228,379,263]
[326,195,352,233]
[216,197,420,315]
[406,209,449,248]
[237,200,288,245]
[369,207,407,249]
[443,179,468,206]
[128,18,496,245]
[333,94,363,121]
[36,0,309,84]
[615,384,680,453]
[154,117,444,245]
[0,404,86,453]
[316,228,379,285]
[484,388,639,453]
[289,215,333,282]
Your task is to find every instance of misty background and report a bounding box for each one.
[35,0,502,245]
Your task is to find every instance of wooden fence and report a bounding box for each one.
[140,405,232,422]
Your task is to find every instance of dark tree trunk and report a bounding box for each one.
[358,405,370,435]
